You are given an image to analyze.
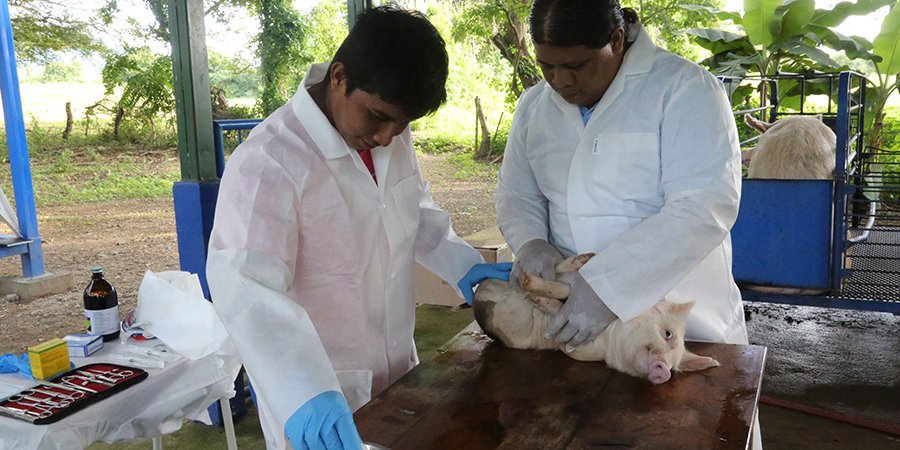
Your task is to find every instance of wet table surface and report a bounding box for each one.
[355,322,766,450]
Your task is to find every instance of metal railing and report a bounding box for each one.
[723,72,898,312]
[212,119,263,178]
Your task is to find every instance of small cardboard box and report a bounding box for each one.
[415,227,513,307]
[63,333,104,357]
[27,338,71,380]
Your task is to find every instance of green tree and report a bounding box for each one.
[101,47,174,138]
[452,0,539,98]
[8,0,106,64]
[681,0,891,77]
[40,59,83,82]
[250,0,305,114]
[297,0,347,72]
[863,3,900,150]
[208,51,259,99]
[451,0,723,101]
[623,0,723,61]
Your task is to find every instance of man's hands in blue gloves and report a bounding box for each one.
[546,270,616,351]
[511,239,564,290]
[285,391,362,450]
[457,262,514,305]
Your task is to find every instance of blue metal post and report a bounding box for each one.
[0,0,44,277]
[832,73,852,293]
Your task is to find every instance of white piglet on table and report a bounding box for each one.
[743,114,836,180]
[472,253,719,384]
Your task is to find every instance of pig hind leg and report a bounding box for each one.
[522,273,570,299]
[520,253,597,299]
[527,293,563,315]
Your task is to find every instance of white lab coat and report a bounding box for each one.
[207,63,484,449]
[496,28,748,346]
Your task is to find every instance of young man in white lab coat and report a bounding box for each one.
[207,7,510,449]
[497,0,760,447]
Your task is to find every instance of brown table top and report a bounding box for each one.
[355,322,766,450]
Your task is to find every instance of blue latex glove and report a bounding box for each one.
[0,353,32,379]
[285,391,362,450]
[457,262,514,305]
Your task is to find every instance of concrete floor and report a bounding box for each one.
[90,303,900,449]
[743,302,900,449]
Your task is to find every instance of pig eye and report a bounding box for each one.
[664,330,674,341]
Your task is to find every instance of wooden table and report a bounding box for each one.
[355,323,766,450]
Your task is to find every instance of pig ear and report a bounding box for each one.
[678,351,720,372]
[656,300,694,320]
[744,114,771,132]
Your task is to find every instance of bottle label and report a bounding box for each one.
[85,305,120,336]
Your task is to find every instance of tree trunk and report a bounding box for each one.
[113,107,125,140]
[62,102,73,140]
[474,97,492,160]
[872,110,885,151]
[489,10,541,96]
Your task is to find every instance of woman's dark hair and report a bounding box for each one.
[330,6,449,119]
[530,0,640,48]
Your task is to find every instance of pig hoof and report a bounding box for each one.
[555,253,596,273]
[521,272,537,292]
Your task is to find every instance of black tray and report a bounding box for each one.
[0,363,147,425]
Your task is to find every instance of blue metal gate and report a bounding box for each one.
[724,72,898,313]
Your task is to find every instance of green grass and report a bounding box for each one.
[0,149,179,208]
[0,121,180,208]
[0,118,499,209]
[446,152,499,181]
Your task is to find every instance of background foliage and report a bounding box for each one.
[3,0,900,168]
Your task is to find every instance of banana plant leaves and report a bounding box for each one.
[874,4,900,74]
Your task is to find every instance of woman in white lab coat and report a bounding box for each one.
[498,1,748,352]
[497,1,760,446]
[207,7,510,450]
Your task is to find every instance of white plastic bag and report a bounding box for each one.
[133,270,234,360]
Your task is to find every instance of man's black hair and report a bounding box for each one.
[330,6,449,120]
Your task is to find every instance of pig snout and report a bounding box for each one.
[648,359,671,384]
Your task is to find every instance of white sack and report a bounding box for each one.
[134,270,235,360]
[0,185,20,237]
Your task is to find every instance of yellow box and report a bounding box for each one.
[27,338,71,380]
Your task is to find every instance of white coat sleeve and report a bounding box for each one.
[495,91,551,253]
[583,72,742,322]
[410,151,485,295]
[206,151,340,432]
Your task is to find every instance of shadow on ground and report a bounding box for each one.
[90,303,900,449]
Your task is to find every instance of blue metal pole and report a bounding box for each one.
[831,72,852,293]
[0,0,43,277]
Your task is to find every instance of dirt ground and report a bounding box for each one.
[0,152,498,352]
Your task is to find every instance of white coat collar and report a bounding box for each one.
[619,25,656,77]
[290,62,355,160]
